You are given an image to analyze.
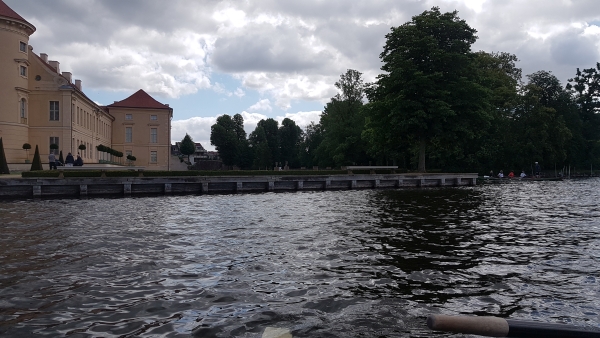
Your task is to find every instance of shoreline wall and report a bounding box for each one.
[0,173,478,199]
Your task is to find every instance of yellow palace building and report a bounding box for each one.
[0,0,172,170]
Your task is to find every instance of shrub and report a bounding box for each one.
[22,170,59,178]
[0,137,9,174]
[30,145,44,171]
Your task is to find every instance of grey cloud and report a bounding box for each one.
[8,0,218,46]
[550,31,599,67]
[314,21,389,72]
[6,0,600,105]
[242,0,420,22]
[212,24,334,73]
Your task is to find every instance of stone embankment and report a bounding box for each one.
[0,173,477,199]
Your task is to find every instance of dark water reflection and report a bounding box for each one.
[1,179,600,337]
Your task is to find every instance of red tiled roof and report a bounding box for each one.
[107,89,170,110]
[0,0,35,30]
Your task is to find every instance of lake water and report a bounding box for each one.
[1,179,600,337]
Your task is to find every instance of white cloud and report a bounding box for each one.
[234,87,245,98]
[247,99,272,112]
[9,0,600,115]
[172,116,217,151]
[48,29,214,99]
[276,111,322,129]
[239,111,268,135]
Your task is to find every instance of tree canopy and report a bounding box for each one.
[316,69,371,167]
[198,8,600,175]
[179,133,196,162]
[364,7,490,172]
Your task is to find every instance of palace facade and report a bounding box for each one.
[0,0,172,170]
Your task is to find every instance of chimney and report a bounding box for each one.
[48,60,60,73]
[62,72,72,83]
[40,53,48,63]
[75,79,82,91]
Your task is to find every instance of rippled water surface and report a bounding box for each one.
[1,179,600,337]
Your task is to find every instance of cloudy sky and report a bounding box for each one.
[7,0,600,150]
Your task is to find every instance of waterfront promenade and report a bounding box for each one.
[0,172,477,198]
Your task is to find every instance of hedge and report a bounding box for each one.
[21,169,402,178]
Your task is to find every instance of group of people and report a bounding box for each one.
[48,152,83,170]
[492,170,527,178]
[490,162,542,179]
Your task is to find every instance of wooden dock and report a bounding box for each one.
[0,173,478,198]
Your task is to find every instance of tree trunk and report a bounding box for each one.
[418,137,426,172]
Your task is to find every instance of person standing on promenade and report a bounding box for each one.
[535,162,541,178]
[48,152,57,170]
[65,152,74,167]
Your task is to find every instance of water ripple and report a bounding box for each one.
[1,180,600,336]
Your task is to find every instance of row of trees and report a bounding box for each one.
[209,114,303,169]
[208,7,600,173]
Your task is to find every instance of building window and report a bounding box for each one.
[20,65,27,77]
[150,128,157,143]
[126,127,132,143]
[20,98,26,118]
[49,137,59,155]
[150,151,157,163]
[150,115,157,121]
[125,114,132,120]
[19,41,27,52]
[50,101,59,121]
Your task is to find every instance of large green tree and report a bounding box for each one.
[232,114,253,169]
[464,51,522,171]
[278,118,303,168]
[299,122,324,168]
[525,71,580,168]
[364,7,490,172]
[255,118,280,166]
[210,114,240,167]
[509,76,572,171]
[249,125,272,169]
[179,133,196,163]
[317,69,371,167]
[567,63,600,168]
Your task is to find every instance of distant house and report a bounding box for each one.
[173,142,212,163]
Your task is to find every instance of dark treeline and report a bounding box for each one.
[208,7,600,174]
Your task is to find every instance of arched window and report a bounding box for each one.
[20,98,27,121]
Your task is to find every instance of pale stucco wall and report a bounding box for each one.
[0,18,33,163]
[110,107,171,170]
[1,5,172,170]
